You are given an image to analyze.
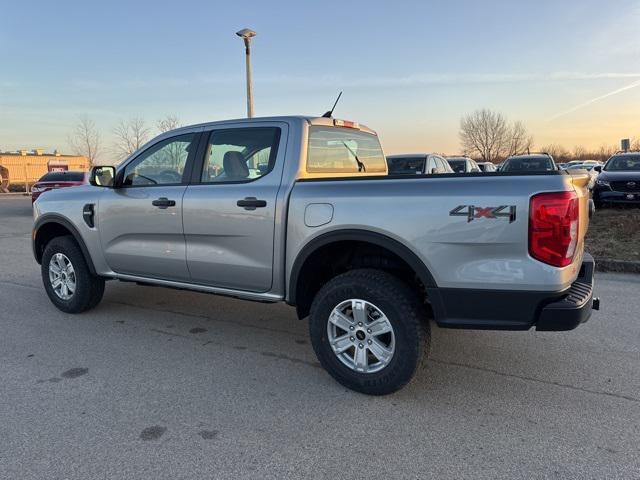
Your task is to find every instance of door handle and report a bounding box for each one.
[237,197,267,210]
[152,197,176,209]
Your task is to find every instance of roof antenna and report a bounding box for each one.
[322,91,342,118]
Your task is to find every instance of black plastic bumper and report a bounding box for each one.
[594,189,640,205]
[427,253,598,331]
[535,253,597,331]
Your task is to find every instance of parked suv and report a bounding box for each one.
[386,153,453,175]
[477,162,498,172]
[501,153,557,172]
[593,152,640,207]
[446,156,481,173]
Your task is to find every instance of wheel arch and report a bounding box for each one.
[33,215,97,276]
[288,229,437,319]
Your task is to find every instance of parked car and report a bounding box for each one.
[579,160,602,166]
[564,164,599,190]
[446,156,481,173]
[501,153,558,172]
[592,152,640,207]
[477,162,497,172]
[32,115,597,395]
[31,171,88,203]
[386,153,453,175]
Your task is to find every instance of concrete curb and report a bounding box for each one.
[596,259,640,274]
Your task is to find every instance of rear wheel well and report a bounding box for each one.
[292,239,430,319]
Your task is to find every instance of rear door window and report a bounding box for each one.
[200,127,281,183]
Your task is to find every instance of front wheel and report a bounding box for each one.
[309,269,429,395]
[41,236,105,313]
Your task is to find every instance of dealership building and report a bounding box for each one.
[0,150,89,191]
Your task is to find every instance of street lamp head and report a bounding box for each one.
[236,28,257,39]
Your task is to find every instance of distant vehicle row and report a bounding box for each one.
[386,153,556,175]
[31,152,640,209]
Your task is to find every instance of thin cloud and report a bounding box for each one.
[547,79,640,121]
[70,72,640,90]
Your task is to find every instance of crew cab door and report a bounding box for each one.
[182,123,288,292]
[98,133,199,281]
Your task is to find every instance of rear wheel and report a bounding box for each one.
[309,269,429,395]
[41,236,105,313]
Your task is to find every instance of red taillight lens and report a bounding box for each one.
[529,191,579,267]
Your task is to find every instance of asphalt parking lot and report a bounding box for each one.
[1,196,639,479]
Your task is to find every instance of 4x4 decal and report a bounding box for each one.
[450,205,517,223]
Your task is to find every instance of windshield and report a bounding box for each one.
[502,157,554,172]
[604,155,640,171]
[387,156,425,174]
[307,126,387,174]
[447,160,466,173]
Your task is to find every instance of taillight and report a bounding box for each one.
[529,191,579,267]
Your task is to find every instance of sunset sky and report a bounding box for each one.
[1,0,639,160]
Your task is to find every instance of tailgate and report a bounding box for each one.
[566,171,591,244]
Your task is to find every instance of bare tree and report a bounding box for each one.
[459,109,533,163]
[540,144,570,163]
[572,145,587,160]
[459,109,509,162]
[112,117,151,161]
[68,115,102,166]
[596,144,616,162]
[157,114,181,133]
[504,120,533,157]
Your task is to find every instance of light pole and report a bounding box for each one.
[236,28,256,118]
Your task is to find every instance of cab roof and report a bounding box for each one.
[169,116,378,136]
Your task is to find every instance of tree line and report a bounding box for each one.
[69,109,632,167]
[459,108,633,164]
[68,114,181,166]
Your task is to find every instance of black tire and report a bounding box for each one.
[41,235,105,313]
[309,269,429,395]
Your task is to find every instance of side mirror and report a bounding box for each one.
[593,165,602,172]
[430,168,437,174]
[90,166,116,188]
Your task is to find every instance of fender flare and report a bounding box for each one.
[288,229,437,307]
[33,214,98,276]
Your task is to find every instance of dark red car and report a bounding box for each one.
[31,171,88,203]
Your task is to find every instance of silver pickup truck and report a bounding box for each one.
[33,116,598,395]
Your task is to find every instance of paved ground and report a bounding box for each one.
[1,196,639,479]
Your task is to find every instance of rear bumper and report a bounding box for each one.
[535,253,596,331]
[427,253,597,331]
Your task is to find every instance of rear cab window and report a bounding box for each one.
[307,126,387,176]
